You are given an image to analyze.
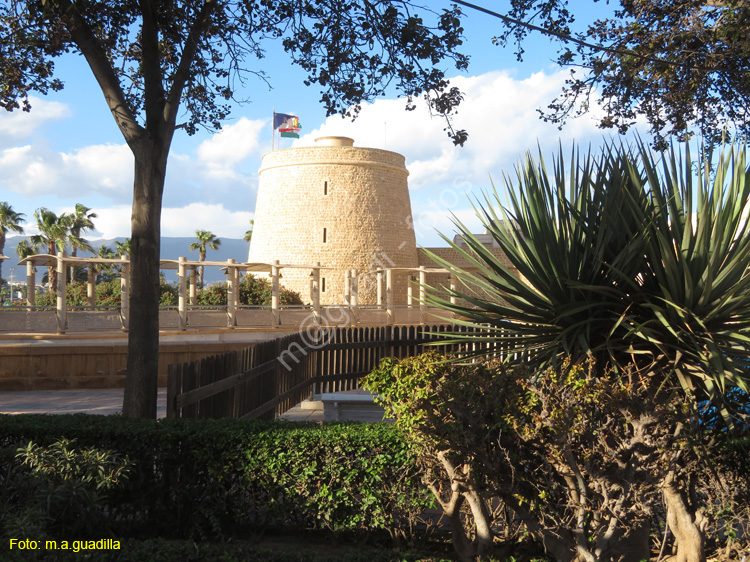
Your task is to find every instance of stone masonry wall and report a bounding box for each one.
[249,140,419,305]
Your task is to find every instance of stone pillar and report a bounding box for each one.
[26,261,35,308]
[386,268,394,323]
[271,260,280,325]
[311,262,321,320]
[189,266,197,306]
[407,272,413,308]
[120,258,129,331]
[226,259,237,328]
[56,250,66,333]
[450,274,457,305]
[350,268,358,324]
[344,270,351,306]
[87,265,96,308]
[419,266,426,324]
[178,256,187,330]
[376,271,383,306]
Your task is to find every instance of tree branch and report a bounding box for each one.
[453,0,715,72]
[52,0,143,144]
[138,0,166,136]
[164,0,218,133]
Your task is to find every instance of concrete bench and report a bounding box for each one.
[318,389,390,423]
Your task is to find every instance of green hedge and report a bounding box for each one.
[0,415,432,544]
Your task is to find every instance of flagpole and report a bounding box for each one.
[271,108,275,152]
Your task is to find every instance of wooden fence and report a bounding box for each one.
[166,324,501,420]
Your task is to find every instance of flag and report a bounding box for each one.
[272,112,301,146]
[273,112,301,132]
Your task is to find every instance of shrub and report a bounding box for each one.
[0,415,430,544]
[33,279,178,308]
[364,352,750,562]
[1,439,132,539]
[159,280,178,306]
[31,275,302,308]
[96,279,123,307]
[197,274,303,306]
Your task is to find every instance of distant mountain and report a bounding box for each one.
[2,237,250,285]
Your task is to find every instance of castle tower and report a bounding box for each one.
[248,136,418,305]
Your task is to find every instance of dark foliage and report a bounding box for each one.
[489,0,750,147]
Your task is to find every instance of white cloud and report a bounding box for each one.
[0,130,260,213]
[87,203,254,240]
[293,68,652,247]
[0,143,133,202]
[0,146,59,193]
[197,117,266,168]
[299,69,614,191]
[62,144,134,195]
[160,203,254,239]
[87,206,132,239]
[0,97,71,145]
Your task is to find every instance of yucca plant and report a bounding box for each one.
[425,142,750,420]
[636,144,750,415]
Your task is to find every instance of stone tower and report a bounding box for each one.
[248,136,418,305]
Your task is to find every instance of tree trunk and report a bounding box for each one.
[122,141,168,419]
[663,472,706,562]
[70,247,77,284]
[48,242,58,294]
[463,487,494,556]
[506,495,576,562]
[0,233,5,281]
[431,452,481,562]
[445,490,474,562]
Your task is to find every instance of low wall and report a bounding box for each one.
[0,330,295,391]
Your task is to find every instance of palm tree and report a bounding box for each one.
[15,239,39,260]
[114,238,131,258]
[244,219,254,243]
[94,245,118,283]
[112,239,132,284]
[0,202,25,282]
[189,230,221,288]
[30,208,72,293]
[68,204,97,282]
[15,239,40,303]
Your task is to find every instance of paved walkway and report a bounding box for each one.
[0,388,324,421]
[0,388,168,417]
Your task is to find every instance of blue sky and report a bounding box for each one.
[0,1,645,248]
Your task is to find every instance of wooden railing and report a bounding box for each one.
[166,324,496,420]
[0,303,454,334]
